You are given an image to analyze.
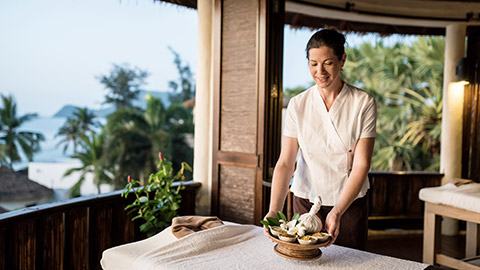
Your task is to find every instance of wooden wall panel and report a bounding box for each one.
[0,226,5,270]
[65,207,89,270]
[369,176,387,216]
[0,182,200,270]
[112,200,136,246]
[367,172,442,229]
[40,213,64,270]
[462,26,480,182]
[220,0,259,154]
[219,165,255,223]
[15,220,37,270]
[89,204,113,270]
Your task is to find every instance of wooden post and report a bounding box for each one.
[466,222,480,258]
[423,202,441,264]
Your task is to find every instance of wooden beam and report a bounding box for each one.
[436,254,480,270]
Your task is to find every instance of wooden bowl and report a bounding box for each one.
[266,231,331,261]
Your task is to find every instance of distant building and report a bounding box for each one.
[28,162,114,200]
[0,166,53,211]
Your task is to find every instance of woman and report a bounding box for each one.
[264,29,377,250]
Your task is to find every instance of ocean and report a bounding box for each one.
[16,116,79,170]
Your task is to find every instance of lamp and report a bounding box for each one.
[456,57,469,83]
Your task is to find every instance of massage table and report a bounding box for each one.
[101,220,430,270]
[419,181,480,269]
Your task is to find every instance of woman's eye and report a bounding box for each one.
[325,61,333,65]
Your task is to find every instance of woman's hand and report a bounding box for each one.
[325,210,341,246]
[263,210,277,220]
[262,211,277,238]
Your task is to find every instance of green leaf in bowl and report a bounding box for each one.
[266,217,280,226]
[260,220,270,227]
[276,211,287,221]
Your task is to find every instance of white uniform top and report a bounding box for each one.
[284,83,377,206]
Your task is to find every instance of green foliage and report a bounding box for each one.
[63,132,112,197]
[56,107,99,154]
[343,36,444,171]
[167,47,195,103]
[66,55,195,195]
[98,63,149,109]
[260,211,300,227]
[284,85,309,99]
[104,94,193,189]
[121,154,192,237]
[0,94,44,169]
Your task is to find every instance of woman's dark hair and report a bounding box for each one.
[305,28,346,60]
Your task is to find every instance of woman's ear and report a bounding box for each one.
[341,53,347,67]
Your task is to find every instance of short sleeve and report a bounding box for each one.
[360,96,377,138]
[283,99,298,138]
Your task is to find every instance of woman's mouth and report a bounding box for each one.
[318,76,329,82]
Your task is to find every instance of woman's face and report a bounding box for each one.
[308,46,346,90]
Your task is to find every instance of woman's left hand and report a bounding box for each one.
[324,210,341,246]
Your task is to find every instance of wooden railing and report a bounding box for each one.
[0,181,201,270]
[265,171,444,230]
[368,171,443,229]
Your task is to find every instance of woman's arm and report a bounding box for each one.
[264,136,299,219]
[325,137,375,244]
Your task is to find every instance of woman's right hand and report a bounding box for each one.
[263,210,277,221]
[262,211,277,238]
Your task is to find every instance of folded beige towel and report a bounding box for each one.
[171,216,224,239]
[452,178,474,186]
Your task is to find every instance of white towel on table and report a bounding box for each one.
[419,182,480,213]
[131,223,428,270]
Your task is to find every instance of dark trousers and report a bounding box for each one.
[293,194,369,250]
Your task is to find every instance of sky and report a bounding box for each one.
[0,0,198,117]
[0,0,413,117]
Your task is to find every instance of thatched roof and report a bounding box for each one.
[153,0,196,9]
[0,167,53,202]
[159,0,480,36]
[285,13,445,36]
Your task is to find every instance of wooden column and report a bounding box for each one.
[211,0,284,224]
[462,26,480,182]
[194,0,214,216]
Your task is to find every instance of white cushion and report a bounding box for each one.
[419,183,480,214]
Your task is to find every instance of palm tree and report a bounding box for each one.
[0,94,44,169]
[104,94,193,188]
[343,36,445,171]
[56,118,81,154]
[56,107,99,154]
[73,107,99,134]
[64,132,112,197]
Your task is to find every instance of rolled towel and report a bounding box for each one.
[171,216,224,239]
[298,196,322,233]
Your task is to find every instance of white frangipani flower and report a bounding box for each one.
[279,219,288,230]
[287,219,297,229]
[296,223,307,237]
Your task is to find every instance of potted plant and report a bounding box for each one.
[121,152,192,237]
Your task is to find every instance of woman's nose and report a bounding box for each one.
[316,64,324,74]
